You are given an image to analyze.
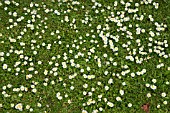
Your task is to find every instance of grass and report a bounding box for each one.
[0,0,170,113]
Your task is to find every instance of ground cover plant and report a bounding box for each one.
[0,0,170,113]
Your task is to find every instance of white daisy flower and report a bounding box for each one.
[157,104,160,108]
[37,103,42,107]
[119,90,124,96]
[116,96,122,101]
[13,12,17,17]
[128,103,132,107]
[107,102,114,107]
[163,101,167,105]
[105,86,109,91]
[161,92,166,97]
[82,110,88,113]
[26,105,30,109]
[32,88,37,93]
[15,103,23,111]
[30,108,33,112]
[145,83,150,87]
[108,78,113,84]
[5,1,10,5]
[152,79,157,83]
[147,93,151,98]
[3,64,8,70]
[150,85,157,90]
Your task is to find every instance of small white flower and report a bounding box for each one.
[113,62,117,66]
[97,82,101,85]
[83,84,88,88]
[26,74,32,79]
[65,94,68,98]
[149,31,155,37]
[108,78,113,84]
[88,92,92,96]
[28,67,34,71]
[168,67,170,70]
[51,80,55,85]
[122,82,126,86]
[13,12,17,17]
[37,103,42,107]
[91,88,95,92]
[161,92,166,97]
[116,97,122,101]
[165,81,169,85]
[11,103,14,107]
[97,25,101,30]
[80,69,84,73]
[43,83,48,86]
[157,104,160,108]
[70,86,74,90]
[32,88,37,93]
[62,62,67,68]
[18,93,22,97]
[15,103,23,111]
[131,73,135,77]
[150,85,157,90]
[152,79,157,83]
[2,91,6,95]
[107,102,114,107]
[44,70,48,75]
[58,96,63,100]
[45,9,50,13]
[99,107,103,111]
[7,84,12,88]
[87,67,91,71]
[20,86,25,91]
[142,69,146,73]
[136,71,141,75]
[65,16,69,22]
[37,61,42,65]
[0,104,2,107]
[2,86,6,90]
[83,91,87,95]
[82,110,88,113]
[5,1,10,5]
[128,103,132,107]
[9,19,13,23]
[25,87,28,91]
[3,64,8,70]
[33,51,37,55]
[104,71,108,75]
[16,67,20,72]
[145,83,150,87]
[163,101,167,105]
[30,108,33,112]
[105,86,109,91]
[147,93,151,98]
[119,90,124,96]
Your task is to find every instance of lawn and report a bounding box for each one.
[0,0,170,113]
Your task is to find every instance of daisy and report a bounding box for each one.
[161,92,166,97]
[15,103,23,111]
[3,64,8,70]
[128,103,132,107]
[107,102,114,107]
